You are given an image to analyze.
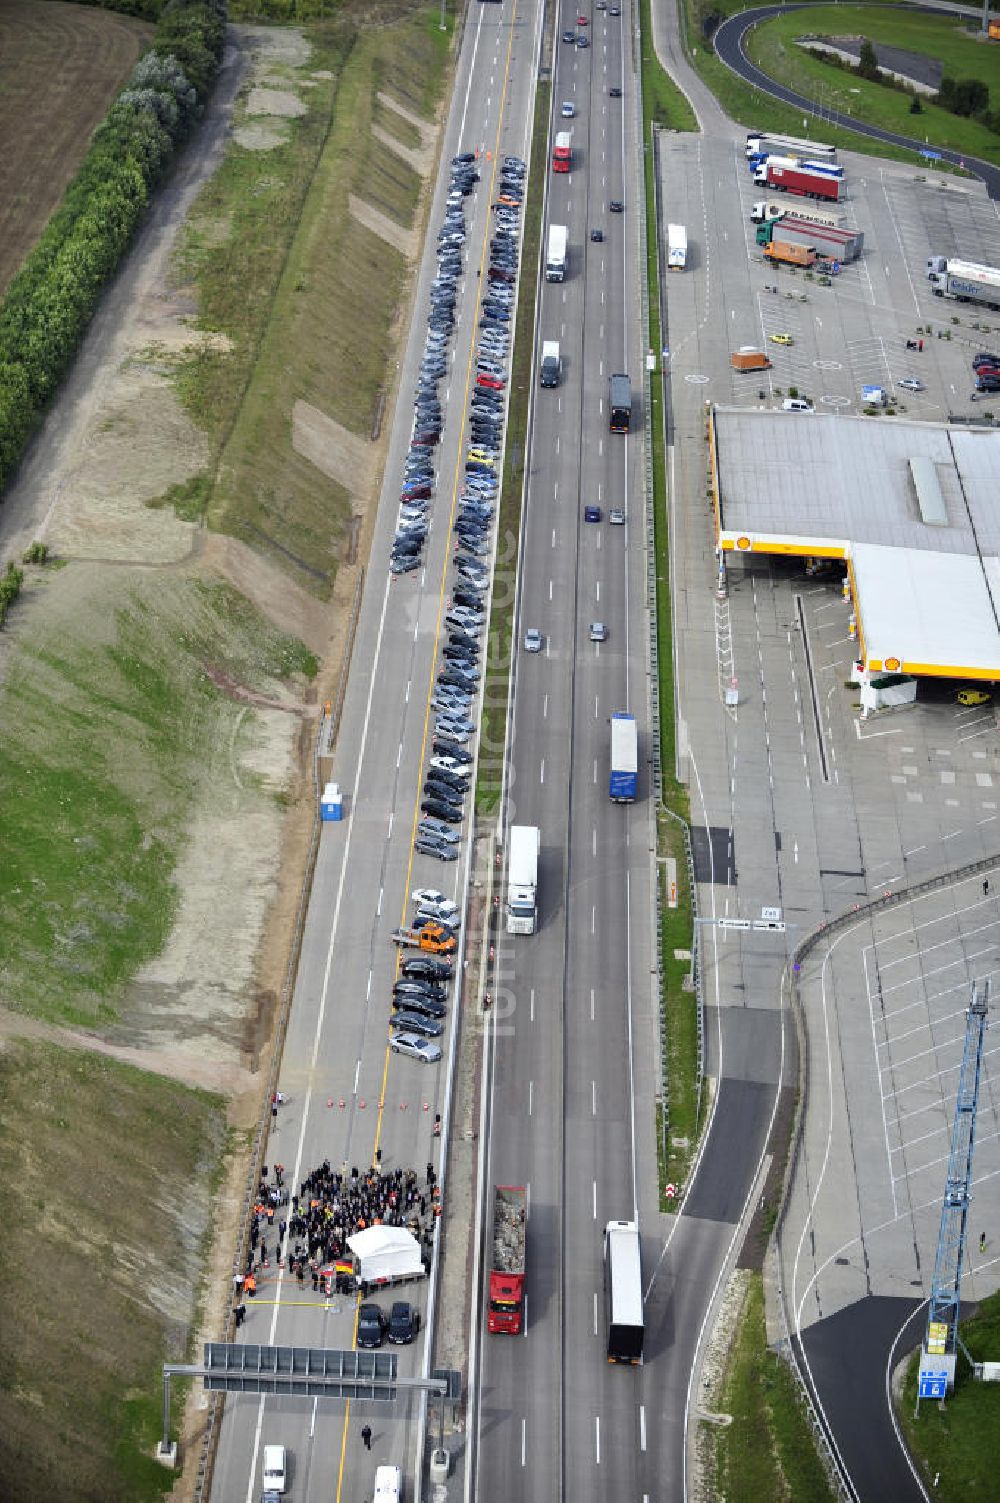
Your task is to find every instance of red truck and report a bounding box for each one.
[552,131,572,174]
[487,1185,526,1334]
[753,156,840,203]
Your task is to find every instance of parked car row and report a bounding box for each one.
[391,153,482,578]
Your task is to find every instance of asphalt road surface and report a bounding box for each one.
[470,1,662,1497]
[209,3,548,1498]
[713,3,1000,201]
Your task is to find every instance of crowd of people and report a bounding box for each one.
[234,1157,439,1309]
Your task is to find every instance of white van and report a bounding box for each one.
[782,398,813,412]
[373,1464,403,1501]
[262,1444,287,1494]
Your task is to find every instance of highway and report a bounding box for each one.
[208,2,549,1498]
[471,1,660,1499]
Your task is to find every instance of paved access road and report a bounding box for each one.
[209,3,548,1498]
[713,3,1000,201]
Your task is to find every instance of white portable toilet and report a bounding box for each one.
[321,782,343,822]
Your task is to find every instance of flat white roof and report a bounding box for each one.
[713,409,1000,678]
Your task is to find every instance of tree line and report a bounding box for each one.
[0,0,227,496]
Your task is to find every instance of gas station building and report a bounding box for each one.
[708,408,1000,682]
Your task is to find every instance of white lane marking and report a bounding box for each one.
[397,743,403,768]
[594,1291,599,1336]
[549,579,553,600]
[530,987,535,1022]
[377,887,383,917]
[543,694,549,718]
[521,1419,526,1466]
[594,758,598,784]
[592,828,597,856]
[353,1059,361,1093]
[528,1079,533,1116]
[596,579,601,600]
[592,905,596,933]
[593,1180,597,1219]
[540,758,545,785]
[595,1415,601,1464]
[640,1405,646,1451]
[592,1079,597,1115]
[552,528,557,547]
[590,988,595,1020]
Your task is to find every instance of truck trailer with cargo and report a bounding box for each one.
[927,256,1000,311]
[763,239,817,269]
[746,132,835,161]
[487,1186,527,1334]
[756,215,863,263]
[506,824,540,934]
[552,131,572,173]
[751,199,845,229]
[753,157,841,202]
[609,712,638,802]
[545,223,568,281]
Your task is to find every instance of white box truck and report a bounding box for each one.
[506,825,540,934]
[539,341,561,387]
[546,224,568,281]
[667,223,687,270]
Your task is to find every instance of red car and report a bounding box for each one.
[577,12,588,21]
[476,373,504,391]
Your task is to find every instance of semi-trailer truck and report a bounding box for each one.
[610,712,638,802]
[545,223,568,281]
[756,215,863,263]
[927,256,1000,311]
[487,1185,527,1334]
[539,340,561,387]
[753,157,841,202]
[667,223,687,270]
[751,199,845,228]
[506,824,540,934]
[609,373,632,433]
[746,132,835,160]
[764,239,817,269]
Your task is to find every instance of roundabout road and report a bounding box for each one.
[713,3,1000,200]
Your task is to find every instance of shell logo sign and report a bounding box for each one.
[736,536,751,551]
[885,657,901,672]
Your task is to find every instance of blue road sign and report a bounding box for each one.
[921,149,942,161]
[919,1375,948,1399]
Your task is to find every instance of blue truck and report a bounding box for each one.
[609,712,638,802]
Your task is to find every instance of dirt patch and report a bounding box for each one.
[0,0,152,296]
[372,121,436,176]
[198,533,333,656]
[246,85,307,118]
[291,398,377,499]
[232,121,289,151]
[349,191,420,255]
[378,88,439,142]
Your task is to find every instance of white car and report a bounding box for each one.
[897,377,924,393]
[590,622,608,642]
[390,1032,443,1064]
[412,888,459,915]
[524,628,542,652]
[561,100,576,117]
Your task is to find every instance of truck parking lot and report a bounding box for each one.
[659,134,1000,420]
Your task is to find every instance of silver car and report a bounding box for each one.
[389,1032,443,1063]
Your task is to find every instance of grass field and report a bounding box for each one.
[708,1272,838,1503]
[748,6,1000,165]
[0,0,152,296]
[899,1287,1000,1501]
[178,8,451,595]
[678,0,991,174]
[0,568,315,1027]
[0,1039,227,1503]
